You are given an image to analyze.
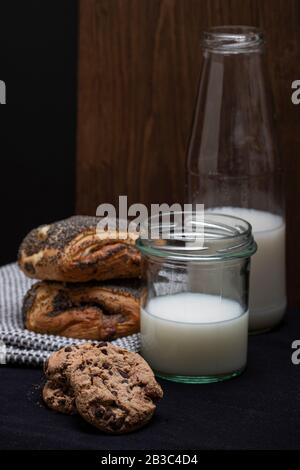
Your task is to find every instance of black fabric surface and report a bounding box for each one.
[0,310,299,450]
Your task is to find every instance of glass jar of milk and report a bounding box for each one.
[136,211,257,384]
[186,27,286,333]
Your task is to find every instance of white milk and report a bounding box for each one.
[141,292,248,377]
[208,207,286,331]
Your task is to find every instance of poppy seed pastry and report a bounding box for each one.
[43,343,163,433]
[18,216,141,282]
[23,279,142,340]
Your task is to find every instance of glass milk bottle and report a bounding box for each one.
[186,26,286,333]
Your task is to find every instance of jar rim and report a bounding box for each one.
[202,26,264,53]
[136,211,257,262]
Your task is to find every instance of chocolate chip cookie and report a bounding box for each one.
[43,343,163,433]
[69,343,163,434]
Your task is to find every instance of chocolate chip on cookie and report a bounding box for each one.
[44,342,94,385]
[42,380,76,415]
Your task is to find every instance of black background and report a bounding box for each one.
[0,0,77,265]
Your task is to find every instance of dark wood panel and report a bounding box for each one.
[77,0,300,306]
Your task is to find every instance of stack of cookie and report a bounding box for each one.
[18,216,142,341]
[43,342,163,434]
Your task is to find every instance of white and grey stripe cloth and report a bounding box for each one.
[0,263,141,367]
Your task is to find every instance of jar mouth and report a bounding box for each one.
[202,26,264,53]
[136,211,257,262]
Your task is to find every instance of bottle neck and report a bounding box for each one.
[202,26,264,55]
[189,49,278,173]
[186,26,283,214]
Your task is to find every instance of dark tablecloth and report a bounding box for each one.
[0,310,299,450]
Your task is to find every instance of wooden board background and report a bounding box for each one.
[77,0,300,307]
